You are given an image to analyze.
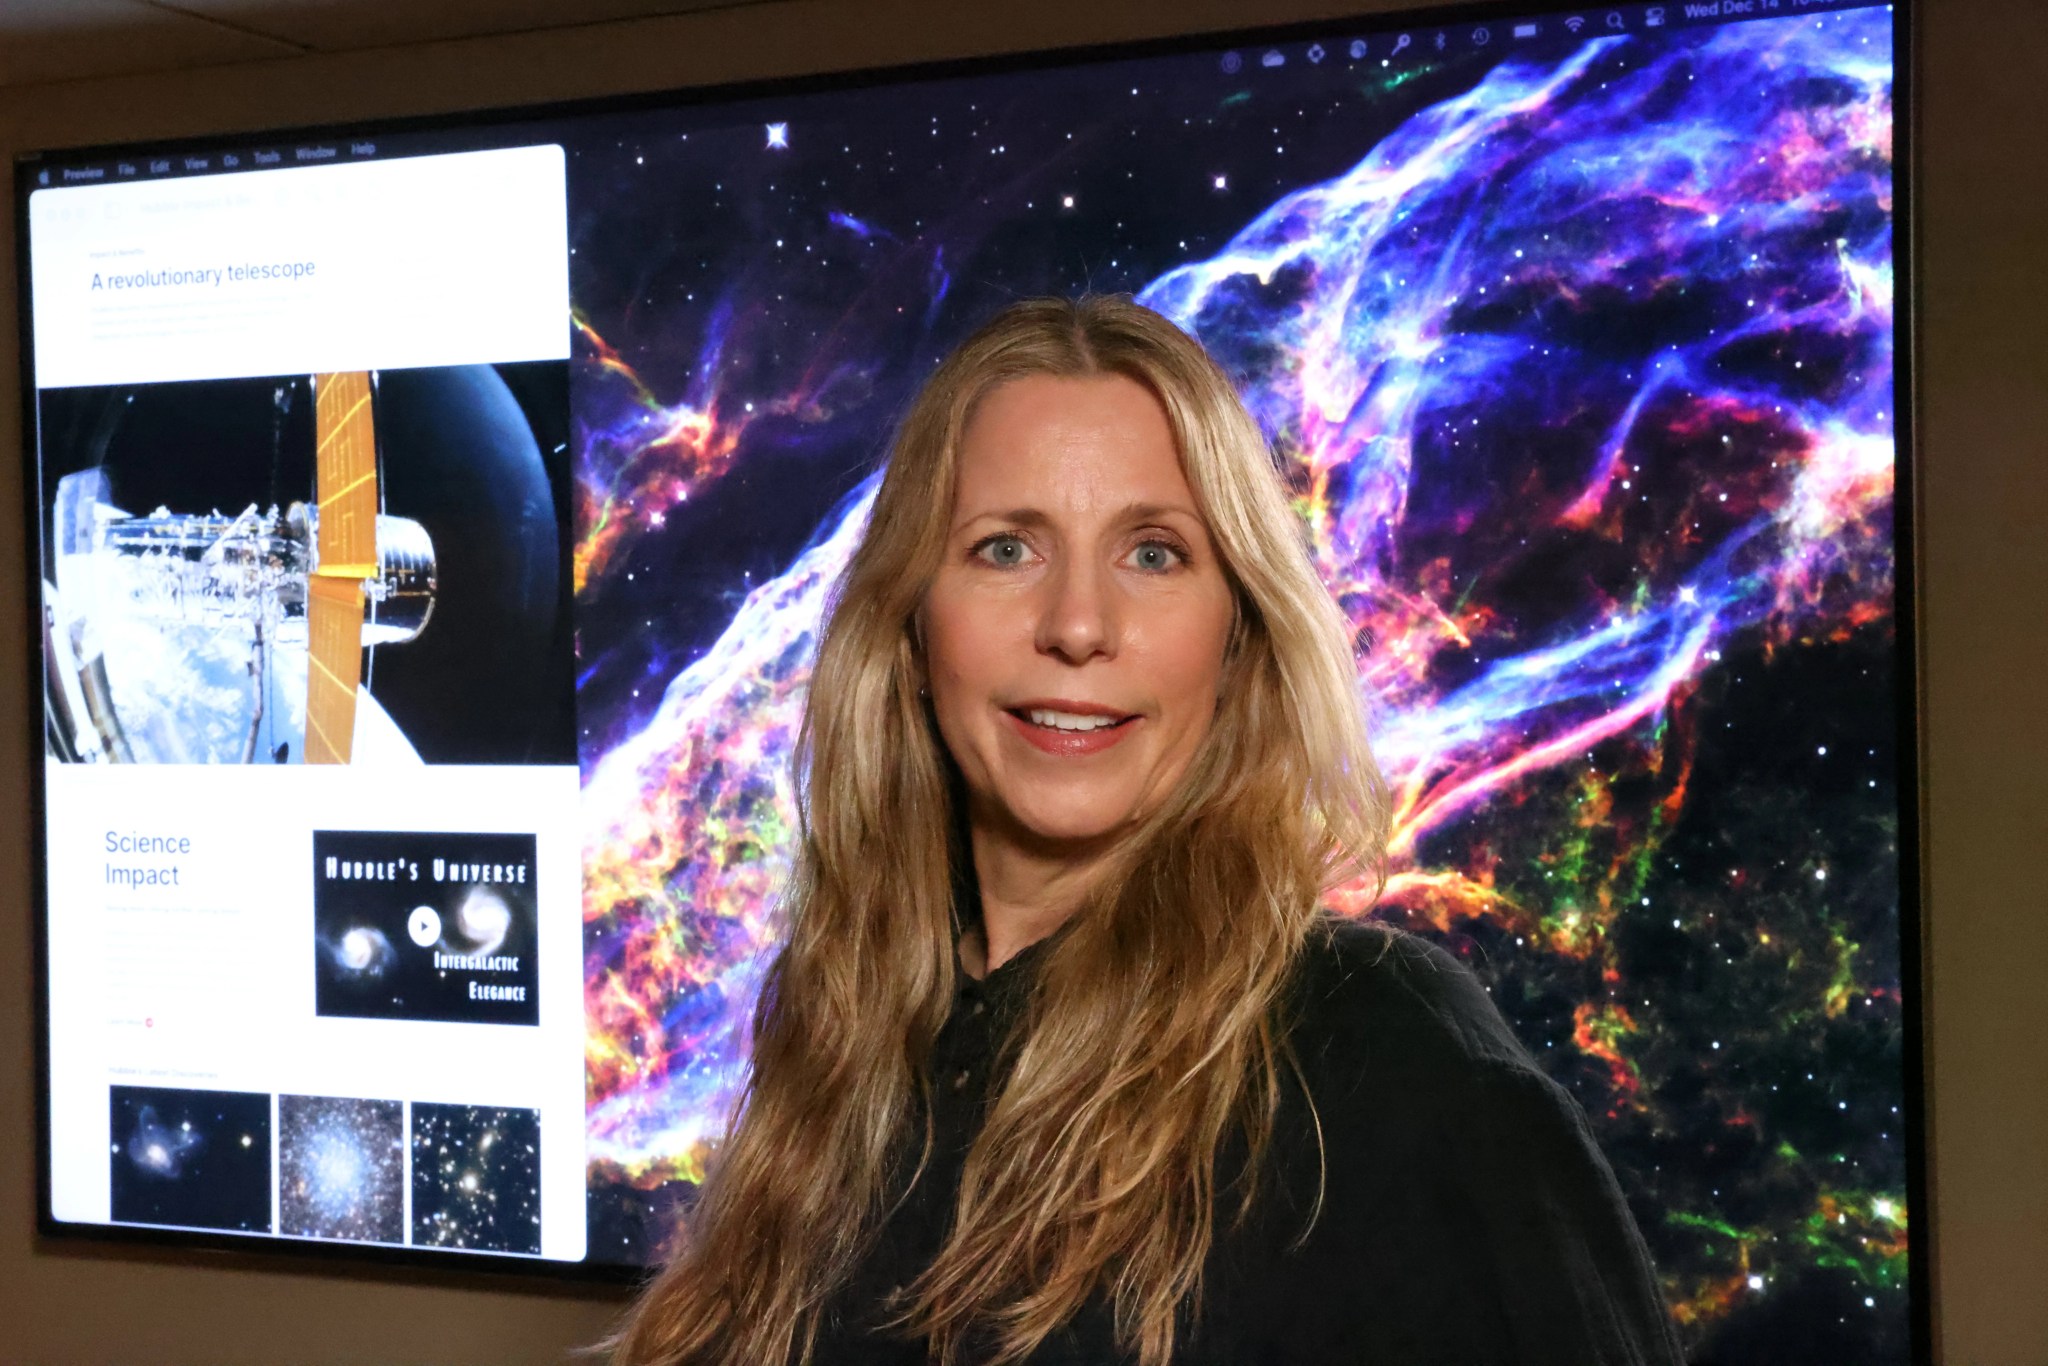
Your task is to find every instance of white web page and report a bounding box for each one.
[29,144,569,389]
[34,143,585,1261]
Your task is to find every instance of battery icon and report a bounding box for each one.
[1513,21,1539,37]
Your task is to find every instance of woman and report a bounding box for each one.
[613,296,1683,1366]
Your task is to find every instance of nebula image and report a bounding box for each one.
[569,7,1906,1358]
[411,1103,542,1254]
[279,1095,405,1244]
[109,1085,271,1233]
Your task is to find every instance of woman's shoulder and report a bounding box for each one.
[1289,916,1539,1085]
[1265,919,1686,1366]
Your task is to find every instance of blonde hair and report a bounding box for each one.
[611,296,1390,1366]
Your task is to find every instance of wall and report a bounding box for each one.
[1,0,2041,1361]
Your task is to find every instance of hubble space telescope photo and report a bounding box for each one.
[109,1084,272,1233]
[313,829,541,1026]
[37,362,574,766]
[411,1102,542,1254]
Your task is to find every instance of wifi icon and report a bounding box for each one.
[1564,14,1586,31]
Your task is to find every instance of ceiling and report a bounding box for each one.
[0,0,778,89]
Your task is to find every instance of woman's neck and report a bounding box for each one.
[961,822,1117,978]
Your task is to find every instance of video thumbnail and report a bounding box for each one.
[313,830,540,1026]
[410,1102,541,1254]
[278,1094,405,1243]
[109,1084,271,1233]
[38,361,573,766]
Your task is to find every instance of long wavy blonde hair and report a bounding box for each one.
[611,296,1390,1366]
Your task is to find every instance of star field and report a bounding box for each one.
[279,1095,405,1244]
[410,1103,541,1254]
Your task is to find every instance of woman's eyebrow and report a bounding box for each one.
[958,507,1055,531]
[955,501,1201,530]
[1115,501,1202,524]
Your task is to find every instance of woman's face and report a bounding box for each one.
[921,372,1237,855]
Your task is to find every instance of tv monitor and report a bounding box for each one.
[18,0,1919,1359]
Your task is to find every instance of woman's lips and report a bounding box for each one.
[1000,706,1139,757]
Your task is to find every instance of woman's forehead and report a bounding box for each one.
[953,373,1194,515]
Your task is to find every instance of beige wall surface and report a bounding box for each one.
[1,0,2041,1361]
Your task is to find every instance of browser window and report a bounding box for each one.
[32,144,585,1261]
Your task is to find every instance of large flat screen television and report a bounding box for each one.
[18,0,1919,1359]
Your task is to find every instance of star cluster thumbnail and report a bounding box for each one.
[411,1103,541,1254]
[279,1095,404,1244]
[109,1085,271,1233]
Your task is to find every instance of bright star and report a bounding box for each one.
[765,123,788,149]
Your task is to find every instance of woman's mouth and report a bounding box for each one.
[1002,704,1138,756]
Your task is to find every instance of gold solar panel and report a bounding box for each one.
[304,576,364,764]
[306,371,377,764]
[313,370,378,577]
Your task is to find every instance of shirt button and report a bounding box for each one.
[951,1068,971,1091]
[968,1000,986,1018]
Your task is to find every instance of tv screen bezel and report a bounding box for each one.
[13,2,1924,1348]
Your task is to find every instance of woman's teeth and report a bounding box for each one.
[1025,709,1120,732]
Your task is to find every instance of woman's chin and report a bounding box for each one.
[998,799,1148,855]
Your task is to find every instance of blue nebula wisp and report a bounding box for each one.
[1139,21,1892,853]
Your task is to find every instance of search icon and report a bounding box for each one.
[1606,10,1626,27]
[1391,32,1412,54]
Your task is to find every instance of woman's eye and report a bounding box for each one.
[1127,540,1184,573]
[974,534,1030,567]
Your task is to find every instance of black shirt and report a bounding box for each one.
[814,919,1685,1365]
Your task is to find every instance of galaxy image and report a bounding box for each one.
[569,6,1906,1359]
[278,1095,405,1244]
[109,1085,271,1233]
[411,1103,542,1254]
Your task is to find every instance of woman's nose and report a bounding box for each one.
[1034,557,1117,664]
